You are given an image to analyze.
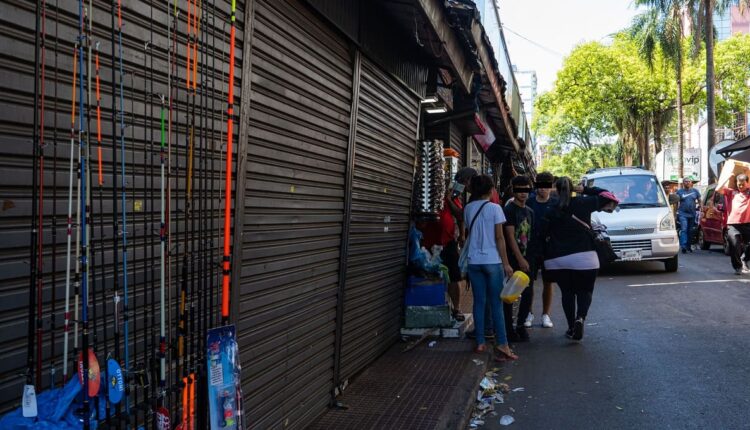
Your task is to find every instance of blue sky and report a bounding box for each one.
[497,0,644,93]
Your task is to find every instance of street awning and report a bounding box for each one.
[717,135,750,156]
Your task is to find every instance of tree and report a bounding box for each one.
[532,42,623,150]
[539,143,619,181]
[630,1,688,176]
[685,0,750,178]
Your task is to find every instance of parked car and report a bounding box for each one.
[698,184,730,254]
[582,167,680,272]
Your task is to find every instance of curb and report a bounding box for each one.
[436,351,490,430]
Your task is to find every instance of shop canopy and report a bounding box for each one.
[717,135,750,157]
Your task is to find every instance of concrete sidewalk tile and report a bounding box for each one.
[310,339,489,430]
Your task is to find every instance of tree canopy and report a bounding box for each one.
[534,31,750,172]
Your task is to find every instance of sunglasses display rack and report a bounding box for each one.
[413,140,445,220]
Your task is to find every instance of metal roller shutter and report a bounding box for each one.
[339,56,420,381]
[237,0,352,427]
[450,123,466,167]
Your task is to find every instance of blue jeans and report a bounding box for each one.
[468,264,507,345]
[678,213,695,249]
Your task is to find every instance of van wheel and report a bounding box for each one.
[698,229,711,250]
[664,255,679,272]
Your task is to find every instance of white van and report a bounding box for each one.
[582,167,680,272]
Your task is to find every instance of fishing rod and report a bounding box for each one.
[109,0,122,422]
[36,0,48,391]
[78,0,91,426]
[158,93,167,423]
[93,41,113,426]
[115,0,132,424]
[127,70,136,430]
[92,41,104,424]
[26,0,41,397]
[221,0,237,325]
[197,2,209,425]
[63,44,78,385]
[50,0,59,390]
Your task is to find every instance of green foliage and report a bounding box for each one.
[714,34,750,126]
[539,143,619,182]
[534,26,750,169]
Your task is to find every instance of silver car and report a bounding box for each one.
[583,167,680,272]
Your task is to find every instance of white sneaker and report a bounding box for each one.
[542,314,554,328]
[524,313,533,328]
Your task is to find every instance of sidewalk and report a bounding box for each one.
[310,287,489,429]
[309,338,489,430]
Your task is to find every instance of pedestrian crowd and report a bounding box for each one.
[421,167,620,363]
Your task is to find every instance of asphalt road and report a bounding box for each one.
[480,248,750,430]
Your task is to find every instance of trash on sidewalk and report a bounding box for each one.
[511,387,525,392]
[469,418,486,428]
[499,415,515,426]
[428,341,437,347]
[472,358,484,366]
[480,377,496,391]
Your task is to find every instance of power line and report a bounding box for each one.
[501,24,565,57]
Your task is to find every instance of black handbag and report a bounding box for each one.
[572,214,617,264]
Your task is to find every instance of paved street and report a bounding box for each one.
[480,249,750,430]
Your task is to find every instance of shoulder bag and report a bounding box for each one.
[571,214,618,265]
[458,201,491,276]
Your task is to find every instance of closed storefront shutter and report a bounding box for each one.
[339,57,420,381]
[238,0,352,427]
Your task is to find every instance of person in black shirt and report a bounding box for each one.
[542,177,619,341]
[525,172,558,329]
[503,176,535,341]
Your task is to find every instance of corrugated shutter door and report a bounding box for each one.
[339,57,419,380]
[238,0,351,427]
[450,123,466,167]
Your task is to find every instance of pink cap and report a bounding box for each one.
[599,191,620,204]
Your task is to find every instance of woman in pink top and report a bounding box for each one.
[718,173,750,274]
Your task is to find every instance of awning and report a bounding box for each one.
[717,135,750,156]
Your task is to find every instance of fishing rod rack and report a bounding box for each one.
[0,0,244,428]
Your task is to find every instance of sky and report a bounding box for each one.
[497,0,644,93]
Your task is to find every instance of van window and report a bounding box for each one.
[588,175,667,208]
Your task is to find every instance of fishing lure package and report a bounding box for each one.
[207,325,244,430]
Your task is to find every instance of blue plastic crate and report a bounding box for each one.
[405,276,447,306]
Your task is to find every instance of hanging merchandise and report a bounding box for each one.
[107,358,125,404]
[413,140,446,220]
[209,0,245,428]
[115,0,132,423]
[77,348,101,398]
[24,0,45,412]
[206,326,241,430]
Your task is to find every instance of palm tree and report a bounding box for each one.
[630,2,686,175]
[686,0,750,178]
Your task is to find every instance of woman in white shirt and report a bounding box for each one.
[464,175,518,360]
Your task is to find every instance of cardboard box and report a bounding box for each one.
[717,159,750,190]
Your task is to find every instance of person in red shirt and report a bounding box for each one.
[718,173,750,274]
[420,167,477,320]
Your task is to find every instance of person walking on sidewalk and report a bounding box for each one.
[524,172,557,329]
[542,177,619,341]
[503,176,535,342]
[463,174,517,360]
[676,177,701,253]
[717,173,750,274]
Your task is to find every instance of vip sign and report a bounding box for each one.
[666,148,701,181]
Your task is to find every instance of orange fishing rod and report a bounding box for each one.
[220,0,236,324]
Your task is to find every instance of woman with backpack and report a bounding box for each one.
[542,177,619,341]
[463,175,517,360]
